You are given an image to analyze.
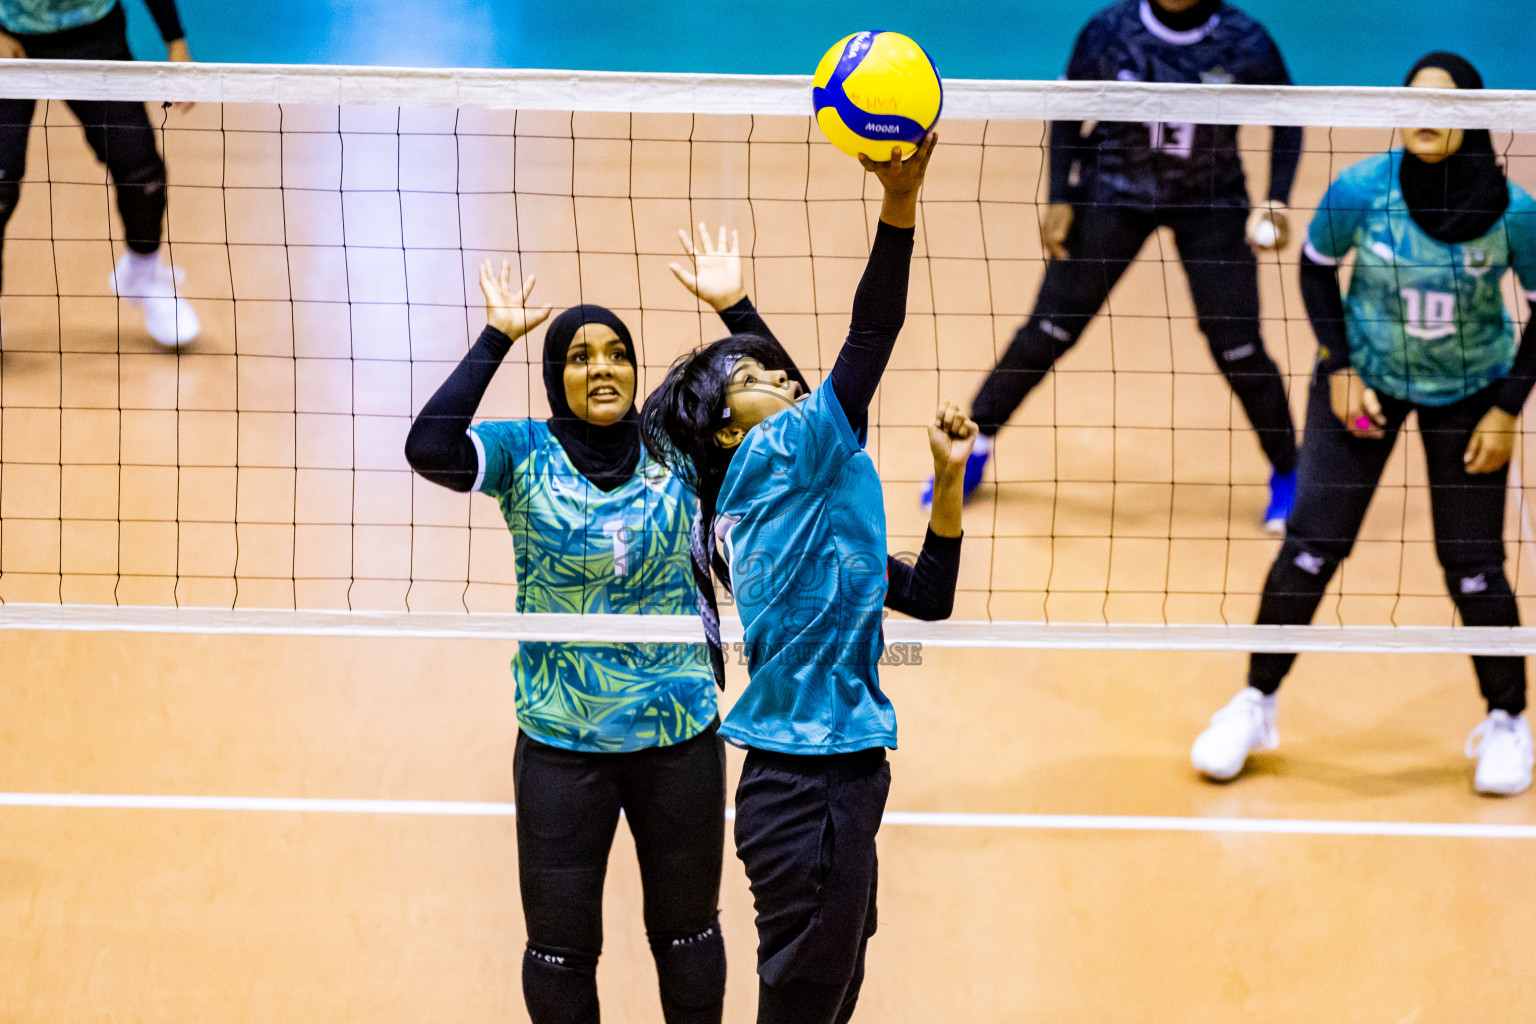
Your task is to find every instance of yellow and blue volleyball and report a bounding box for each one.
[812,31,942,160]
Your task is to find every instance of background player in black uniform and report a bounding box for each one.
[927,0,1302,532]
[0,0,199,347]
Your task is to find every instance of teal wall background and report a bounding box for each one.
[124,0,1535,89]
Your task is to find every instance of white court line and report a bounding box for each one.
[1,793,1532,838]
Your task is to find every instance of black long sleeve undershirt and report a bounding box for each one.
[403,325,513,491]
[1298,251,1350,375]
[1498,317,1536,415]
[884,528,962,620]
[718,296,774,339]
[1047,119,1088,205]
[143,0,185,43]
[814,218,960,618]
[828,219,917,433]
[1267,125,1302,205]
[1300,250,1536,415]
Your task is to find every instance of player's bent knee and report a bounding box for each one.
[1269,538,1343,586]
[651,919,727,1010]
[1442,563,1513,600]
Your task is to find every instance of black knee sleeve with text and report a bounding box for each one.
[650,918,726,1024]
[523,945,600,1024]
[1248,539,1341,693]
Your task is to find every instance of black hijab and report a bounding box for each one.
[1398,52,1509,244]
[542,304,641,492]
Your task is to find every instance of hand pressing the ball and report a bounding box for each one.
[669,223,748,312]
[860,131,937,230]
[926,400,978,538]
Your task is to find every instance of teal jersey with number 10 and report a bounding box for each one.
[1305,150,1536,406]
[470,419,716,754]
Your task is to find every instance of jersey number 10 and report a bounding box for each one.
[1400,288,1457,341]
[1146,121,1195,159]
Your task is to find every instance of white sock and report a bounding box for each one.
[124,249,162,271]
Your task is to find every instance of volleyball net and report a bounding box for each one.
[1,59,1535,652]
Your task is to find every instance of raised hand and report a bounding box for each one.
[669,223,748,311]
[859,132,938,229]
[926,399,977,538]
[479,260,552,342]
[928,400,979,477]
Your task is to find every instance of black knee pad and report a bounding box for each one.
[1024,311,1091,356]
[523,944,600,1024]
[651,918,727,1015]
[113,150,166,189]
[1268,538,1341,592]
[1210,335,1279,388]
[1443,564,1517,623]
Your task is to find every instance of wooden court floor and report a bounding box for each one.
[1,102,1534,1020]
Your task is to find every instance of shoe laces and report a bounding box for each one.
[1465,711,1527,758]
[1212,690,1278,750]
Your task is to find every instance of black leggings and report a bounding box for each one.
[734,747,889,1024]
[971,202,1298,474]
[0,4,167,291]
[1250,370,1526,713]
[514,723,727,1024]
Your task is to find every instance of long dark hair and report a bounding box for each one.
[640,331,808,686]
[640,331,808,522]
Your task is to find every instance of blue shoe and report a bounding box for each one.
[921,441,991,506]
[1264,469,1296,535]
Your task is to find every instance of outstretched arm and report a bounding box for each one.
[403,262,551,491]
[885,402,975,620]
[827,133,937,433]
[671,223,778,339]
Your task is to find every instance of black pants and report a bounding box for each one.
[1250,369,1527,713]
[971,202,1298,474]
[734,747,890,1024]
[0,4,167,291]
[513,723,727,1024]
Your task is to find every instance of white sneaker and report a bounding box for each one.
[1191,687,1278,781]
[1465,711,1533,796]
[111,250,200,348]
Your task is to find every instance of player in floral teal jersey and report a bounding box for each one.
[1192,53,1536,796]
[469,414,714,750]
[405,241,788,1024]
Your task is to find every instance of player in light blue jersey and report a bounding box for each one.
[643,134,977,1024]
[0,0,199,346]
[405,249,788,1024]
[1192,54,1536,796]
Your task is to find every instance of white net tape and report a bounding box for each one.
[2,61,1536,652]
